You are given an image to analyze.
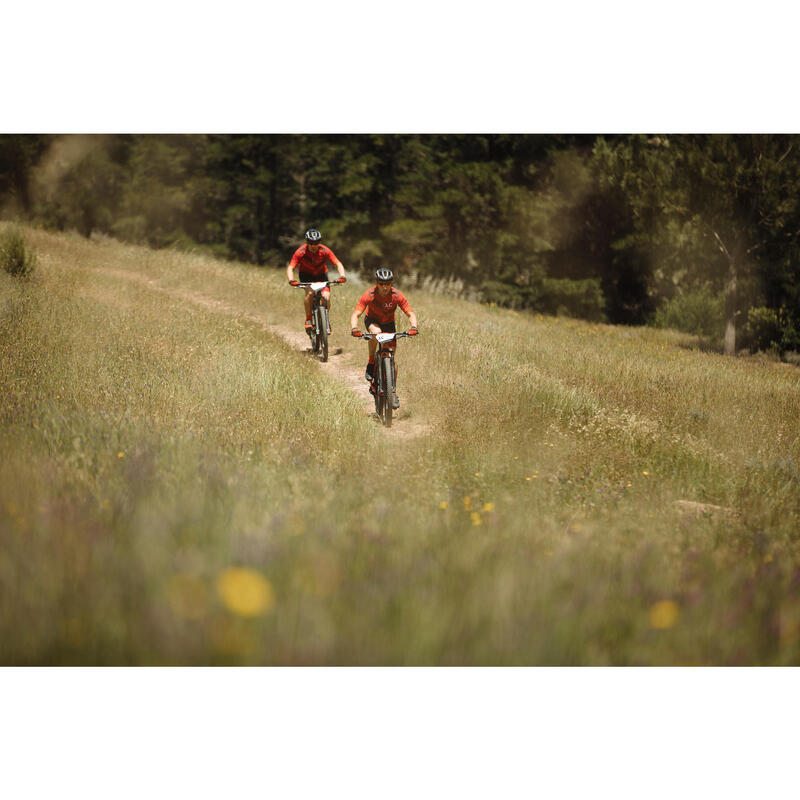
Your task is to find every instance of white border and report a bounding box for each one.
[1,668,797,799]
[4,2,799,132]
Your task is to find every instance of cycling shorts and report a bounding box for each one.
[299,270,330,294]
[364,316,396,333]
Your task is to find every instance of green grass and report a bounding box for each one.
[1,224,799,664]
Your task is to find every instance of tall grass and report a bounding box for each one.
[1,225,38,277]
[1,224,799,664]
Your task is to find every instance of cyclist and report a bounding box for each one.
[287,229,346,334]
[350,267,418,409]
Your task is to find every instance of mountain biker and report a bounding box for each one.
[287,229,346,334]
[350,267,418,409]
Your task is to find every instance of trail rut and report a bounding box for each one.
[93,267,431,441]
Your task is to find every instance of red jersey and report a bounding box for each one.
[289,244,339,277]
[354,286,413,325]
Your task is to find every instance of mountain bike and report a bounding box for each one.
[293,279,343,362]
[357,331,415,427]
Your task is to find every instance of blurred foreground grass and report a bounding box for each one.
[1,225,799,664]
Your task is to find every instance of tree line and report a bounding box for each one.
[2,133,799,356]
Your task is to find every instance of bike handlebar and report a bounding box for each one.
[292,279,344,288]
[357,331,416,341]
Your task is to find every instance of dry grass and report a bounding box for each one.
[1,224,799,664]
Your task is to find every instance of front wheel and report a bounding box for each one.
[318,306,329,362]
[373,357,382,416]
[381,355,394,427]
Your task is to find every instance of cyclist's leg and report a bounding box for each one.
[365,316,382,382]
[299,271,315,327]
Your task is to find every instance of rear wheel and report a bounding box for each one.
[319,306,329,362]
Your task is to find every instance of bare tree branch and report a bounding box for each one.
[777,144,793,165]
[713,230,731,258]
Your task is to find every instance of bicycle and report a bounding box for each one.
[355,330,415,427]
[292,279,344,362]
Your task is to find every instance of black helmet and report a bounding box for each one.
[305,228,322,243]
[375,267,393,283]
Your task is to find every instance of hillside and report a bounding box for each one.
[1,225,799,664]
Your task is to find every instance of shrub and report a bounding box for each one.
[651,285,723,339]
[539,277,606,321]
[745,306,782,352]
[1,227,38,278]
[481,279,531,309]
[481,276,606,320]
[745,306,800,356]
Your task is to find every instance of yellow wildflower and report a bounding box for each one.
[217,568,275,618]
[649,600,679,629]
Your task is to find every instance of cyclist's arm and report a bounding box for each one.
[287,247,305,282]
[331,258,346,280]
[350,306,363,330]
[351,291,370,330]
[399,295,417,329]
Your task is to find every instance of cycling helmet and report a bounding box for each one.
[305,228,322,243]
[375,267,394,283]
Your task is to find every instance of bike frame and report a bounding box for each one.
[294,280,339,362]
[359,331,413,427]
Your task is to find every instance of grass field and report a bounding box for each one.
[2,224,799,664]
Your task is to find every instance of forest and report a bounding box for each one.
[2,133,799,356]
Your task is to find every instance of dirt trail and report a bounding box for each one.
[94,267,431,441]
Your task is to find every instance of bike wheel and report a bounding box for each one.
[382,355,394,427]
[311,307,320,353]
[319,307,329,362]
[372,357,382,415]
